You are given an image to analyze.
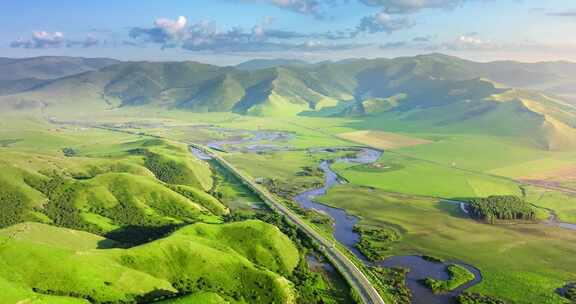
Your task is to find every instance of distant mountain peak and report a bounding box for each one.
[235,58,311,71]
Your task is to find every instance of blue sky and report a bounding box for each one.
[1,0,575,64]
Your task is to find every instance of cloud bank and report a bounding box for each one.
[11,31,103,49]
[129,16,364,52]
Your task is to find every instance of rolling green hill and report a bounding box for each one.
[1,54,575,149]
[0,130,228,243]
[0,221,298,304]
[235,59,311,71]
[0,56,118,81]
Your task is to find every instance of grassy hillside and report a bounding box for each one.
[2,54,574,150]
[0,118,227,244]
[0,114,356,304]
[236,59,311,71]
[0,221,298,304]
[318,185,576,304]
[0,56,118,81]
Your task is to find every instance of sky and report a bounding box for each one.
[0,0,575,65]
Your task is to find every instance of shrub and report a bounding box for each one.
[457,292,507,304]
[421,264,475,294]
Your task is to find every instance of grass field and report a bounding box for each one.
[338,130,431,150]
[332,153,522,198]
[422,264,476,293]
[2,107,576,304]
[0,112,356,304]
[524,186,576,223]
[0,221,298,304]
[317,185,576,304]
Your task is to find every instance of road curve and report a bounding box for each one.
[190,144,386,304]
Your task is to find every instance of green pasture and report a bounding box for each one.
[0,221,298,304]
[318,185,576,304]
[524,186,576,223]
[332,153,522,198]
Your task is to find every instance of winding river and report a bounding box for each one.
[193,127,574,303]
[292,148,485,303]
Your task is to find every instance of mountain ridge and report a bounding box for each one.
[1,53,575,150]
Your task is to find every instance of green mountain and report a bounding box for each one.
[0,56,118,81]
[1,54,575,150]
[235,58,311,71]
[0,56,119,96]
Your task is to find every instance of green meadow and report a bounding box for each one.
[331,153,522,199]
[2,54,576,304]
[317,185,576,304]
[0,112,357,304]
[1,98,575,304]
[0,221,299,304]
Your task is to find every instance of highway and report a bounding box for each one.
[190,144,386,304]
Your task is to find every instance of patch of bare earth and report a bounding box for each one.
[519,165,576,194]
[338,130,431,150]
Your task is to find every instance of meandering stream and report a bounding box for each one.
[192,127,574,303]
[194,130,483,303]
[292,148,485,303]
[294,148,382,262]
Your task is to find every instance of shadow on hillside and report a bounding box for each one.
[96,238,124,249]
[101,224,183,248]
[435,198,472,219]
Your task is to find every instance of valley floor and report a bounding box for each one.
[1,108,576,304]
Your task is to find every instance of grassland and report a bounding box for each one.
[317,185,576,303]
[158,292,228,304]
[0,221,299,304]
[338,130,431,150]
[0,115,230,234]
[524,185,576,223]
[3,55,576,304]
[2,106,575,304]
[332,153,522,198]
[221,150,326,192]
[395,135,576,180]
[0,113,358,304]
[422,264,476,293]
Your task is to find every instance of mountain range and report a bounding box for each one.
[1,53,575,150]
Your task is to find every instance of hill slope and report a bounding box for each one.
[0,136,228,244]
[236,59,311,71]
[0,56,118,81]
[1,54,575,149]
[0,221,298,304]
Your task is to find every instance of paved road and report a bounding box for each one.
[190,144,386,304]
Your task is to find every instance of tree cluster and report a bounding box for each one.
[142,151,194,185]
[353,225,399,261]
[0,182,28,228]
[467,195,535,223]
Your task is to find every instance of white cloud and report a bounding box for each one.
[129,15,365,52]
[444,34,499,50]
[359,0,474,14]
[11,31,65,48]
[154,16,189,39]
[356,11,413,34]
